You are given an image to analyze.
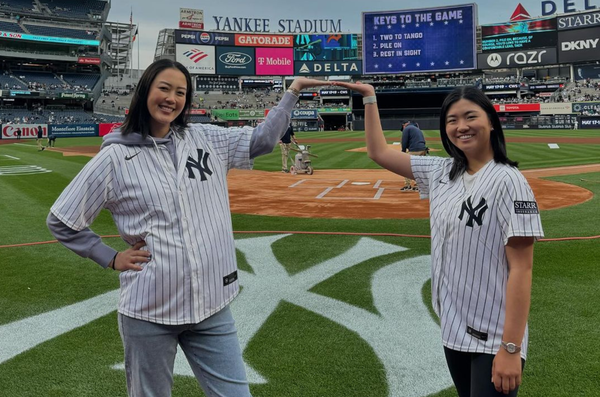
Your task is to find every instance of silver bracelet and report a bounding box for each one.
[286,87,300,97]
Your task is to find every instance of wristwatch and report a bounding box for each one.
[501,341,521,354]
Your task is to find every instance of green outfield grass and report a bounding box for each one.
[0,132,599,397]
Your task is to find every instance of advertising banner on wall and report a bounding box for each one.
[294,60,362,75]
[540,102,573,115]
[235,34,293,47]
[49,124,98,137]
[175,30,235,45]
[557,10,600,30]
[362,4,477,74]
[179,8,204,30]
[99,123,121,137]
[255,48,294,75]
[477,48,558,69]
[216,46,255,75]
[494,103,541,112]
[2,124,47,139]
[176,44,216,74]
[238,109,263,119]
[212,109,240,120]
[558,26,600,63]
[77,57,101,65]
[579,116,600,128]
[291,109,319,119]
[575,64,600,80]
[572,101,600,113]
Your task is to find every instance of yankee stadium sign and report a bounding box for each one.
[213,16,342,33]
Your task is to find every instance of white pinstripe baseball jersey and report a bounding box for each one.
[411,156,544,359]
[50,109,291,325]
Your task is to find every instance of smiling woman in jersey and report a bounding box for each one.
[332,82,543,397]
[47,59,329,397]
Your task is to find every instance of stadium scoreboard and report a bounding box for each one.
[481,17,557,52]
[362,4,477,74]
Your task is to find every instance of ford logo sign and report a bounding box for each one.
[219,52,252,65]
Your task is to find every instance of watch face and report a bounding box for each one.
[507,343,516,353]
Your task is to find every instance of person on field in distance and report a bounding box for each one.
[332,81,543,397]
[47,58,329,397]
[279,122,298,173]
[400,120,427,192]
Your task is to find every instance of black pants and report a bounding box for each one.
[444,347,525,397]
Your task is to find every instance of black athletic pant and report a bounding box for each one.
[444,347,525,397]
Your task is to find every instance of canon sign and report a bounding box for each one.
[2,124,47,139]
[477,49,557,69]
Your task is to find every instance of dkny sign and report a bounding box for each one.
[558,27,600,63]
[477,48,557,69]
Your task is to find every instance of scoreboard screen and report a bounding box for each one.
[293,34,358,61]
[481,17,557,52]
[362,4,477,74]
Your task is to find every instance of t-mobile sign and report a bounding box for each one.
[255,48,294,75]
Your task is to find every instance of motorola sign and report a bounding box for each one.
[477,48,557,69]
[558,27,600,63]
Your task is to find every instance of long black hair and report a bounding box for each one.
[439,86,518,180]
[120,59,193,138]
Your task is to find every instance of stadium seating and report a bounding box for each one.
[61,73,100,90]
[15,71,65,91]
[24,24,97,40]
[38,0,106,18]
[0,73,25,89]
[0,19,25,32]
[0,0,35,13]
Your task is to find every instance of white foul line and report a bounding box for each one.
[289,179,307,188]
[316,187,334,199]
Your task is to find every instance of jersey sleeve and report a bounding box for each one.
[496,171,544,245]
[50,148,115,231]
[411,155,449,198]
[189,123,253,170]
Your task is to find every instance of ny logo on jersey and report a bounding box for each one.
[186,149,213,181]
[459,196,488,227]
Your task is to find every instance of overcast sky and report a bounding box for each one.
[107,0,597,69]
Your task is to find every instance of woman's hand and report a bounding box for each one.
[492,349,522,394]
[288,77,331,92]
[331,81,376,97]
[112,241,151,272]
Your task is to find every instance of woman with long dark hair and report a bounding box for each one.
[47,59,328,397]
[332,82,543,397]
